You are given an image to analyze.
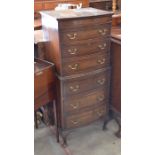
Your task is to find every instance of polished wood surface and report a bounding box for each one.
[109,24,121,137]
[62,68,110,96]
[110,26,121,113]
[102,23,121,137]
[61,38,110,58]
[34,50,59,142]
[112,13,121,27]
[41,8,113,145]
[65,103,107,129]
[34,58,55,110]
[41,8,113,76]
[41,8,112,19]
[64,87,109,113]
[60,23,111,44]
[62,53,110,76]
[111,26,121,40]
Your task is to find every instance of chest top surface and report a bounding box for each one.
[40,7,113,20]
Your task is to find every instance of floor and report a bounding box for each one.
[34,119,121,155]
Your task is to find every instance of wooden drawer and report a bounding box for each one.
[34,2,43,11]
[61,53,110,76]
[59,16,112,30]
[64,87,109,113]
[63,68,110,96]
[34,59,55,100]
[64,104,106,129]
[34,88,55,111]
[60,23,111,45]
[61,38,110,58]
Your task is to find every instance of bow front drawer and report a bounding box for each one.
[59,16,112,30]
[61,53,110,76]
[63,69,110,95]
[60,24,111,45]
[61,38,110,58]
[64,104,106,129]
[64,87,109,113]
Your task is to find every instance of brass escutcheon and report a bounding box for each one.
[97,58,105,64]
[98,29,108,36]
[97,78,105,85]
[68,64,79,70]
[67,33,77,40]
[68,48,77,55]
[69,85,80,92]
[98,43,107,50]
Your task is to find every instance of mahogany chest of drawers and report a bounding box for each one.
[41,8,113,145]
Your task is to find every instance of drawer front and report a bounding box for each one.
[64,87,109,113]
[59,16,112,30]
[62,53,110,76]
[34,88,55,111]
[34,67,55,99]
[61,38,110,58]
[63,69,110,96]
[60,23,111,45]
[64,104,106,129]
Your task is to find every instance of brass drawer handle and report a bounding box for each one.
[97,96,105,102]
[68,48,77,55]
[71,120,79,125]
[68,64,79,70]
[70,102,79,109]
[35,71,43,76]
[97,111,103,117]
[67,33,77,40]
[97,78,105,85]
[98,29,108,36]
[98,43,107,50]
[69,85,80,92]
[97,58,105,65]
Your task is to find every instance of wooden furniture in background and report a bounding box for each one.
[41,8,113,146]
[34,30,46,59]
[34,58,55,110]
[90,0,121,12]
[34,58,59,141]
[112,0,121,13]
[89,0,112,11]
[34,0,89,30]
[34,0,89,12]
[112,0,116,12]
[112,13,121,26]
[110,19,121,137]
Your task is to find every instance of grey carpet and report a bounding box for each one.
[34,119,121,155]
